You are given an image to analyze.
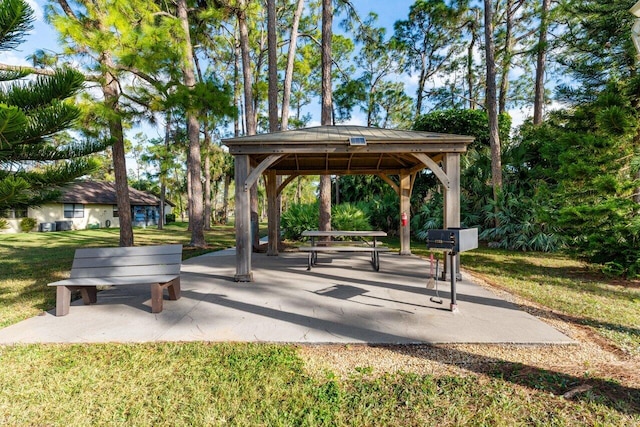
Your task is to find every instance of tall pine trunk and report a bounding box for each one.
[533,0,551,125]
[484,0,502,209]
[101,55,133,247]
[158,112,172,230]
[177,0,206,247]
[498,0,515,115]
[281,0,304,131]
[319,0,332,235]
[203,128,212,230]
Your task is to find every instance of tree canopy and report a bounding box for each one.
[0,0,105,212]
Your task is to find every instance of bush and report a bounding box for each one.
[0,218,7,230]
[165,213,176,223]
[281,202,374,240]
[331,203,371,234]
[479,189,564,252]
[20,217,37,233]
[281,203,318,240]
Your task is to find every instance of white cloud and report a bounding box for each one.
[25,0,44,22]
[0,51,29,67]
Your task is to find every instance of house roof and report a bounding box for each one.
[222,125,474,175]
[59,181,173,206]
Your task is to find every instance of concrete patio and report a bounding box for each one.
[0,249,573,345]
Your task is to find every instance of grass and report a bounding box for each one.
[0,222,235,328]
[0,228,639,425]
[0,342,637,426]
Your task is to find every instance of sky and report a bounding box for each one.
[6,1,420,138]
[12,0,418,75]
[5,1,531,138]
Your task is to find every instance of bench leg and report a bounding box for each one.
[55,286,71,316]
[79,287,98,304]
[167,278,181,300]
[150,283,163,313]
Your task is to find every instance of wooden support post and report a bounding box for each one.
[443,153,460,229]
[266,170,279,256]
[399,171,411,255]
[235,155,253,281]
[443,153,461,279]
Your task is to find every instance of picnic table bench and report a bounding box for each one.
[299,230,389,271]
[48,244,182,316]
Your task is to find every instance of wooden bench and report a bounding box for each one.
[48,244,182,316]
[299,230,389,271]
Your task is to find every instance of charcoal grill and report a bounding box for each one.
[426,228,478,312]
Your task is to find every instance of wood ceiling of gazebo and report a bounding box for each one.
[222,125,474,176]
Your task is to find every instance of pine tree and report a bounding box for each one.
[0,0,104,211]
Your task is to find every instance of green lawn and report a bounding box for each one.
[0,342,637,426]
[0,222,235,328]
[0,227,638,425]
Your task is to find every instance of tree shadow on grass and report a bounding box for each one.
[385,343,640,416]
[462,253,639,301]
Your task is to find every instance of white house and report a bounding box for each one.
[1,180,173,233]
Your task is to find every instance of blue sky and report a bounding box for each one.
[5,1,421,137]
[13,1,417,68]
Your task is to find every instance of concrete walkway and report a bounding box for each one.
[0,249,572,345]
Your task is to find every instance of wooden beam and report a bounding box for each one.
[244,154,283,191]
[377,173,399,194]
[274,168,409,176]
[411,153,450,190]
[228,144,468,155]
[276,174,299,196]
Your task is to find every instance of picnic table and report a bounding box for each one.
[299,230,389,271]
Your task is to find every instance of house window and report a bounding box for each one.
[113,205,119,217]
[0,208,27,218]
[63,203,84,218]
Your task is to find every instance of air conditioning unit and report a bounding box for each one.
[39,222,56,232]
[55,221,73,231]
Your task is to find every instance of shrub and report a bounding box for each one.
[0,218,7,230]
[281,202,374,240]
[20,217,37,233]
[331,203,371,234]
[165,213,176,223]
[281,203,318,240]
[479,189,564,252]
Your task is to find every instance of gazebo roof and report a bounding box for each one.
[222,125,474,176]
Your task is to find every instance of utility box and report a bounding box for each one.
[426,228,478,253]
[55,220,73,231]
[39,222,56,232]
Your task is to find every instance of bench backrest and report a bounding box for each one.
[70,244,183,279]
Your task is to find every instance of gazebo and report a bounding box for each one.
[222,125,474,281]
